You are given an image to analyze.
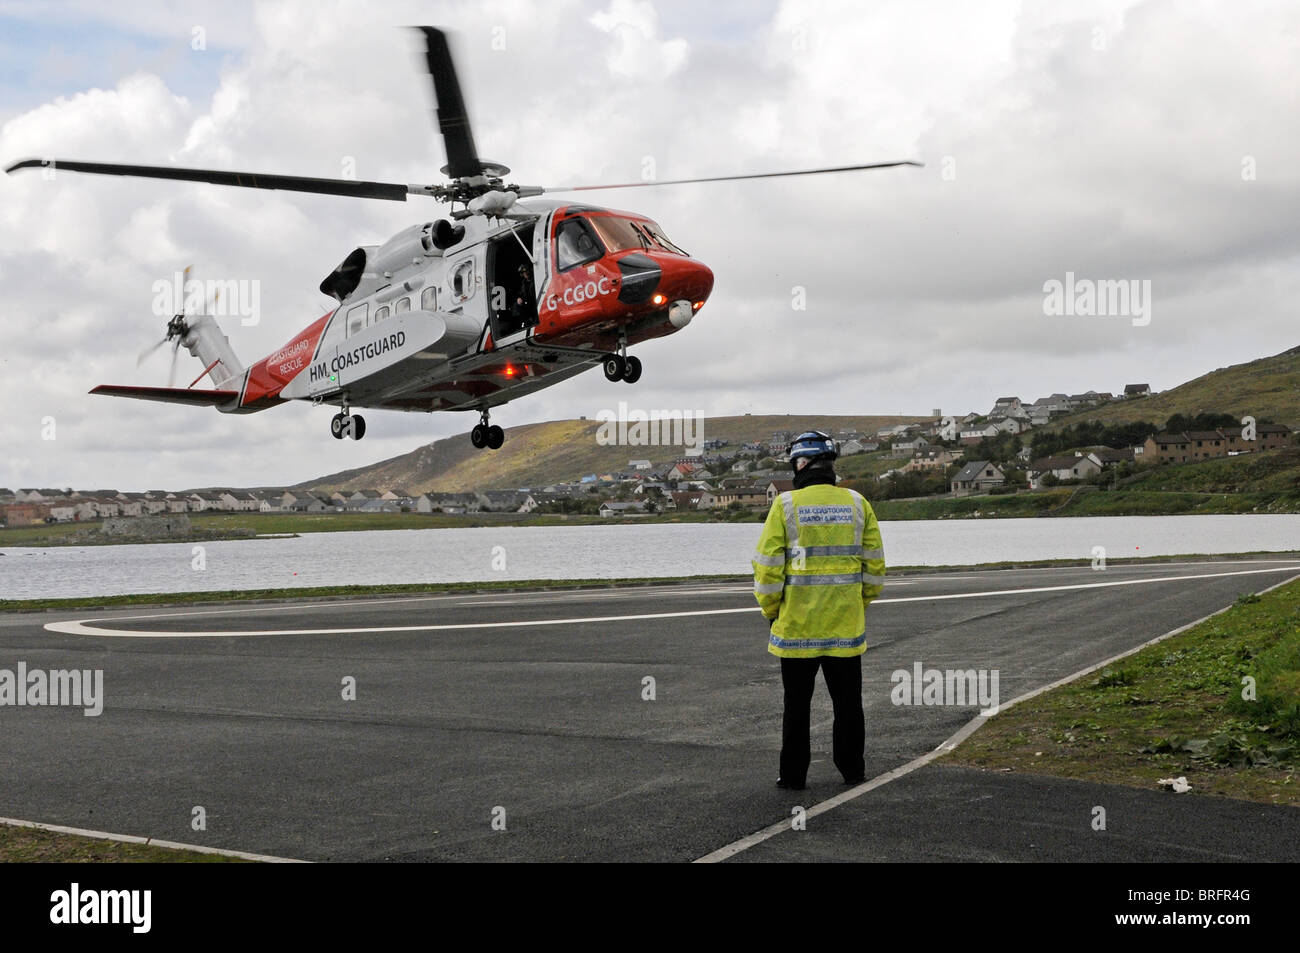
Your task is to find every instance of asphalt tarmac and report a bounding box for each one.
[2,557,1298,862]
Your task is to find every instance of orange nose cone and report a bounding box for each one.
[661,258,714,312]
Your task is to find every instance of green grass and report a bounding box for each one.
[0,824,252,862]
[944,577,1300,806]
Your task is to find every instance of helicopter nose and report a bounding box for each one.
[649,259,713,313]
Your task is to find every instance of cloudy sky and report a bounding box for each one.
[1,0,1296,491]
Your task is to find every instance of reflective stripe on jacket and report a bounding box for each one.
[751,483,885,658]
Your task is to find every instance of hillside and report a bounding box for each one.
[300,414,925,494]
[1048,344,1300,430]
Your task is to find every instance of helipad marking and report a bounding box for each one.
[41,565,1300,638]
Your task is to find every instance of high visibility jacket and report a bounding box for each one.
[751,483,885,658]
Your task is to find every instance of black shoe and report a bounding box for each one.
[842,775,866,786]
[776,777,806,791]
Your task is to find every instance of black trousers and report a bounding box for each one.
[780,655,865,785]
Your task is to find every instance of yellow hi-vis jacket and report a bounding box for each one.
[751,483,885,658]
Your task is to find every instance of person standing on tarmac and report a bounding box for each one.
[751,430,886,790]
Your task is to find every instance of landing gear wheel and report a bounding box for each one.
[330,413,345,440]
[471,423,488,448]
[486,424,504,450]
[621,355,642,384]
[350,414,366,440]
[603,353,627,382]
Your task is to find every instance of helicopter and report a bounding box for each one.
[5,27,919,448]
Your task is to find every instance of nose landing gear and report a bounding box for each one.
[470,408,504,450]
[330,401,366,440]
[602,330,642,383]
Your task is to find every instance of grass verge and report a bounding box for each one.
[0,823,252,862]
[942,577,1300,806]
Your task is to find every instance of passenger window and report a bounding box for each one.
[347,303,368,335]
[556,218,602,271]
[374,305,390,322]
[421,286,438,311]
[395,296,411,313]
[451,259,475,303]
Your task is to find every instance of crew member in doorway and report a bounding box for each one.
[512,263,536,330]
[751,430,886,790]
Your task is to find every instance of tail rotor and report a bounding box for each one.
[137,265,223,386]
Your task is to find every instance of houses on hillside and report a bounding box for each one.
[1142,424,1291,464]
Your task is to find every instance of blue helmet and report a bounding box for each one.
[788,430,838,465]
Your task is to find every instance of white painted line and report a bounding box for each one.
[0,815,307,863]
[872,565,1300,604]
[30,580,749,623]
[46,606,761,638]
[693,570,1300,863]
[42,564,1300,638]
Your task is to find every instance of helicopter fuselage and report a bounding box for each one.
[228,199,713,422]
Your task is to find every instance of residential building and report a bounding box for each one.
[1028,454,1102,488]
[476,490,531,512]
[765,479,794,504]
[891,436,932,457]
[713,485,768,507]
[1142,424,1291,464]
[599,501,648,517]
[417,492,481,514]
[1,502,51,525]
[902,448,959,473]
[950,460,1006,495]
[1085,447,1136,468]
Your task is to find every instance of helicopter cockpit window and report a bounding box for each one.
[555,218,603,271]
[641,220,688,256]
[347,303,368,335]
[395,296,411,313]
[451,259,475,303]
[375,305,391,323]
[421,286,437,311]
[588,216,651,254]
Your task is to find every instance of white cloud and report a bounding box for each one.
[590,0,690,79]
[0,0,1297,492]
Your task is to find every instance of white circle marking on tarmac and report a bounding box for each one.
[41,564,1300,638]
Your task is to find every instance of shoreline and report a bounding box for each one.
[4,551,1298,612]
[4,498,1300,548]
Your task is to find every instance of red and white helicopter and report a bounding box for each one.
[7,27,919,448]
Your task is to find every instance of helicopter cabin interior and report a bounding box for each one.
[486,223,537,342]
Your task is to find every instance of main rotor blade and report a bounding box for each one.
[5,158,410,201]
[544,160,925,193]
[418,27,482,179]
